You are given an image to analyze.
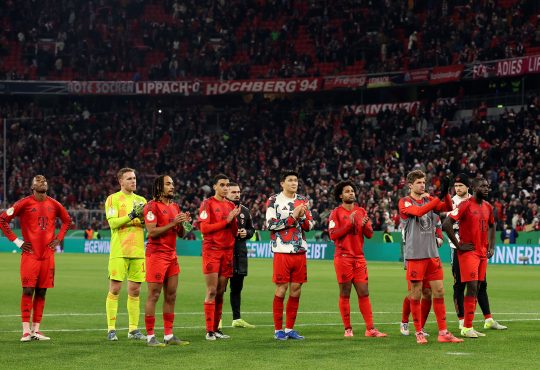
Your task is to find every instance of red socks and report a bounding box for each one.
[21,294,32,323]
[204,301,215,332]
[420,298,432,328]
[339,296,351,329]
[213,295,223,332]
[285,296,300,329]
[358,295,374,330]
[410,299,422,332]
[273,295,284,330]
[163,313,174,335]
[484,313,492,320]
[464,296,477,328]
[145,315,155,336]
[401,296,411,323]
[432,297,447,331]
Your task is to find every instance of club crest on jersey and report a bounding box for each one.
[329,220,336,229]
[450,208,459,216]
[404,201,412,208]
[200,210,208,220]
[6,207,14,216]
[146,211,155,222]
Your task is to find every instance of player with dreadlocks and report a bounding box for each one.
[142,175,191,347]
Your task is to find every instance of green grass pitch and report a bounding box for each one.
[0,254,538,369]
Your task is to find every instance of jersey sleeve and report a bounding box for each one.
[434,194,453,212]
[300,207,314,231]
[0,198,27,241]
[448,200,469,222]
[399,197,441,218]
[55,201,72,241]
[198,199,228,234]
[360,208,374,239]
[488,204,495,226]
[328,208,351,240]
[106,194,132,230]
[144,201,158,225]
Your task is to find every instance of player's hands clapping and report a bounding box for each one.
[361,216,370,226]
[227,206,241,223]
[293,203,309,220]
[349,210,358,224]
[457,242,475,251]
[128,202,145,220]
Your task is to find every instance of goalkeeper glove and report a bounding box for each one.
[128,202,144,220]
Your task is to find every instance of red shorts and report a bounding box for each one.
[20,254,55,288]
[405,260,430,290]
[458,251,487,282]
[273,253,307,284]
[145,253,180,283]
[406,258,443,282]
[334,256,368,284]
[202,248,233,278]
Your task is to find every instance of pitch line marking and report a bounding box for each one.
[446,352,472,356]
[0,318,538,333]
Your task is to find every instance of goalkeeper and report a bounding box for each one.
[104,168,147,341]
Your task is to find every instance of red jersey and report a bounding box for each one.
[144,200,181,255]
[449,198,494,257]
[198,196,238,250]
[0,195,72,259]
[328,205,373,258]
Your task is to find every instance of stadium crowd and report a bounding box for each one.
[1,93,538,231]
[1,0,539,80]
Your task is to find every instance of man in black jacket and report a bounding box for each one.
[227,182,256,328]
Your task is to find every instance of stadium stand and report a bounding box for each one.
[1,94,538,231]
[1,0,539,80]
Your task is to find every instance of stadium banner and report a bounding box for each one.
[429,65,463,84]
[345,101,420,116]
[489,245,540,265]
[247,242,333,260]
[403,68,430,83]
[1,237,539,265]
[204,78,322,95]
[323,75,367,89]
[470,54,540,79]
[67,81,201,95]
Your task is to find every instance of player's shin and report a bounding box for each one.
[273,295,284,331]
[127,295,140,332]
[433,298,448,333]
[204,301,215,333]
[358,295,374,330]
[339,296,351,329]
[21,294,32,333]
[285,296,300,330]
[106,292,119,331]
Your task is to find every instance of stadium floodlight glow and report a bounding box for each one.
[497,104,504,108]
[158,109,163,114]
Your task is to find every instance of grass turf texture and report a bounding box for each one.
[0,254,538,369]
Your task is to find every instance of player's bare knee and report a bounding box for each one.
[22,287,34,296]
[165,292,176,304]
[432,288,444,298]
[206,287,217,300]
